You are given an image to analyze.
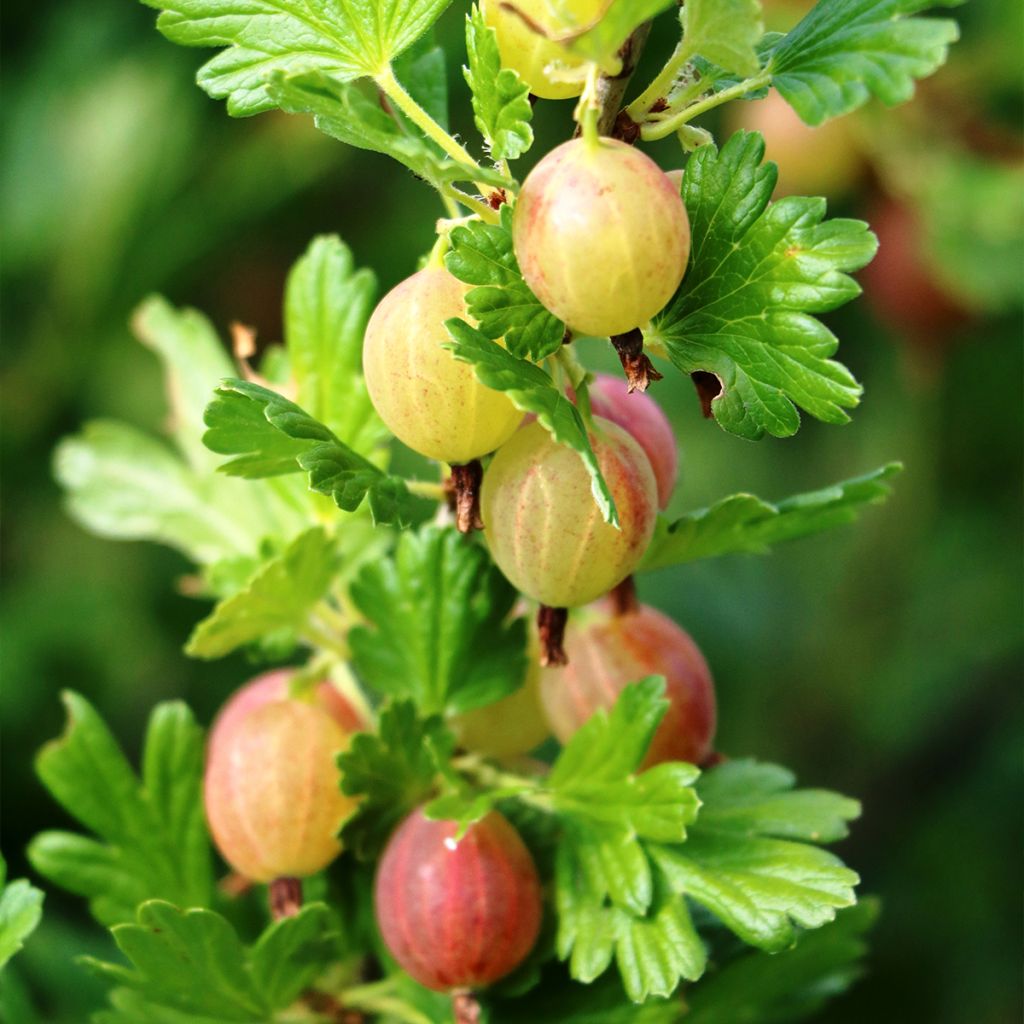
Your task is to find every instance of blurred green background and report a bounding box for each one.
[2,1,1021,1021]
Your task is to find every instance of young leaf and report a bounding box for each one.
[767,0,962,126]
[284,235,385,456]
[682,0,764,78]
[443,320,617,525]
[348,526,527,714]
[85,901,339,1021]
[28,696,211,926]
[445,208,564,361]
[185,527,339,659]
[0,857,44,969]
[203,379,427,526]
[650,131,877,440]
[338,701,456,860]
[139,0,456,116]
[464,6,534,162]
[640,463,902,571]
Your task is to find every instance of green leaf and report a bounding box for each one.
[185,526,339,659]
[653,760,861,952]
[0,858,43,969]
[464,7,533,162]
[651,131,877,440]
[555,1,677,70]
[349,526,527,715]
[640,464,902,571]
[29,695,211,925]
[394,35,449,130]
[683,900,879,1024]
[443,319,617,525]
[203,379,427,526]
[683,0,764,78]
[767,0,961,126]
[445,206,564,361]
[338,702,455,860]
[139,0,455,116]
[85,901,339,1021]
[284,235,384,455]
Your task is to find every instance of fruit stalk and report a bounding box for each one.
[537,604,569,666]
[449,461,485,534]
[611,328,664,393]
[269,876,302,921]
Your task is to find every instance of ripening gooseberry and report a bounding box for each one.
[363,268,523,464]
[374,808,542,991]
[587,373,678,509]
[204,701,358,882]
[541,601,716,767]
[513,138,690,337]
[481,417,657,608]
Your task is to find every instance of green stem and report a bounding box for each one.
[626,39,693,119]
[641,71,772,141]
[442,185,498,222]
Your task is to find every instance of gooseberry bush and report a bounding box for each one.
[8,0,963,1020]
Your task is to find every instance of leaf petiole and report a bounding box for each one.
[642,71,773,141]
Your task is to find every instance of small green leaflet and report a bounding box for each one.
[139,0,454,116]
[284,235,385,456]
[553,1,676,70]
[650,131,877,440]
[681,0,764,78]
[29,695,211,926]
[464,6,533,162]
[683,900,879,1024]
[348,526,528,715]
[767,0,962,126]
[338,701,456,860]
[185,526,338,659]
[640,463,902,572]
[444,320,617,525]
[85,901,339,1023]
[0,856,43,969]
[203,378,428,526]
[445,207,564,361]
[267,72,507,191]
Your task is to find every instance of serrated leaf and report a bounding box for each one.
[29,695,211,925]
[640,464,902,571]
[683,0,764,78]
[443,319,617,524]
[139,0,455,116]
[465,7,533,162]
[348,526,527,714]
[203,379,427,526]
[767,0,962,126]
[0,857,44,969]
[338,702,455,860]
[185,527,338,659]
[284,235,384,455]
[651,131,877,440]
[445,208,564,360]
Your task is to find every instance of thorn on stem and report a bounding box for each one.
[269,876,302,921]
[449,461,485,534]
[537,605,569,667]
[611,329,664,393]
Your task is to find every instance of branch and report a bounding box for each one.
[575,22,653,141]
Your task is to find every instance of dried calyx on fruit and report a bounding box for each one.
[541,599,717,767]
[374,808,542,992]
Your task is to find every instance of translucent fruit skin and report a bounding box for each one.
[513,138,690,337]
[588,373,678,510]
[481,417,657,608]
[363,268,523,464]
[375,809,542,991]
[541,602,716,767]
[480,0,588,101]
[204,701,358,882]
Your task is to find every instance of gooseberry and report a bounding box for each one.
[481,417,657,608]
[374,808,542,991]
[204,700,358,882]
[363,268,524,464]
[513,138,690,336]
[540,600,716,767]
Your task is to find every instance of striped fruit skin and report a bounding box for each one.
[208,670,364,759]
[375,809,542,991]
[363,268,523,464]
[541,603,716,767]
[588,373,678,510]
[204,701,357,882]
[513,138,690,337]
[481,417,657,608]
